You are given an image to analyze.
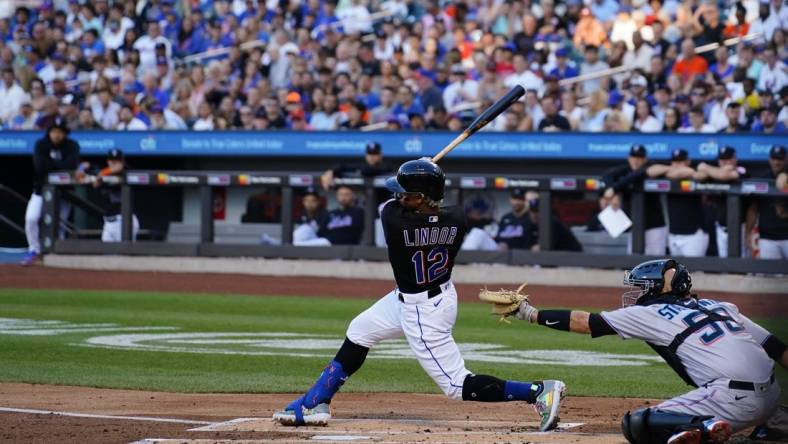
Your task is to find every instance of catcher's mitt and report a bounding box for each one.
[478,283,529,323]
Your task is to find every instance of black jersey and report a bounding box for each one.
[317,206,365,245]
[380,200,467,294]
[496,211,534,250]
[602,163,665,230]
[756,170,788,240]
[667,194,705,235]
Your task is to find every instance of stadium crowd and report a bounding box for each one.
[0,0,786,133]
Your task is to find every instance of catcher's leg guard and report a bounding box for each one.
[622,408,713,444]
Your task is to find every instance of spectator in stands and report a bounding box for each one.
[369,87,396,125]
[495,188,534,250]
[22,118,80,266]
[391,86,423,125]
[560,91,583,130]
[505,53,543,96]
[602,144,667,255]
[443,64,478,113]
[6,97,36,130]
[747,146,788,259]
[317,185,365,245]
[752,106,786,133]
[720,102,749,133]
[339,100,366,130]
[696,146,749,257]
[758,45,787,93]
[91,88,120,129]
[679,106,715,133]
[117,103,147,130]
[538,95,571,132]
[622,31,653,71]
[0,68,29,124]
[647,149,710,257]
[672,38,708,83]
[633,98,661,132]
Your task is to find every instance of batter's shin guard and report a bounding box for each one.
[622,408,712,444]
[288,360,349,410]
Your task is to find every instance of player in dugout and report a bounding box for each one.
[22,117,80,266]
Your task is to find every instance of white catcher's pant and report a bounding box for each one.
[101,215,140,242]
[715,223,747,258]
[346,281,471,400]
[658,377,780,432]
[25,193,71,254]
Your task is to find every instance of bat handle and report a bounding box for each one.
[432,131,469,163]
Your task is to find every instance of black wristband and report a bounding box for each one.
[537,310,571,331]
[763,335,787,362]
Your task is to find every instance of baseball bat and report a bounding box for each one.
[432,85,526,163]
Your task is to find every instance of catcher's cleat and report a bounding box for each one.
[272,402,331,426]
[533,380,566,432]
[667,429,702,444]
[703,419,732,443]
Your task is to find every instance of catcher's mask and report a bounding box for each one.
[622,259,691,307]
[385,159,445,206]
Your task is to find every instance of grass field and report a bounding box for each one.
[0,288,785,401]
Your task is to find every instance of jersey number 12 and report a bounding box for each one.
[411,246,449,285]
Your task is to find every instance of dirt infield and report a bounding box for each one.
[0,264,784,443]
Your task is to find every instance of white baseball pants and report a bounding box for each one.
[668,229,709,257]
[759,238,788,260]
[627,226,668,255]
[658,377,780,432]
[101,215,140,242]
[293,224,331,246]
[460,227,499,251]
[715,223,747,258]
[346,281,471,400]
[25,193,71,254]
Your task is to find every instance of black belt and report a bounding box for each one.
[728,373,775,391]
[398,287,441,302]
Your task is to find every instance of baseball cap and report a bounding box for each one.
[629,144,647,158]
[726,101,741,109]
[107,148,124,160]
[286,91,301,103]
[555,47,569,58]
[607,90,624,107]
[718,146,736,160]
[48,117,69,133]
[770,145,786,160]
[630,75,648,88]
[675,94,690,104]
[366,141,382,155]
[671,149,689,161]
[303,186,320,198]
[510,188,526,200]
[149,103,164,113]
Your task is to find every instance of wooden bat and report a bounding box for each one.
[432,85,526,163]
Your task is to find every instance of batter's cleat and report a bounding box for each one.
[20,252,40,266]
[703,419,732,443]
[667,429,702,444]
[533,380,566,432]
[272,402,331,426]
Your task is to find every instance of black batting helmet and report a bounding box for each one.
[622,259,692,307]
[385,159,445,203]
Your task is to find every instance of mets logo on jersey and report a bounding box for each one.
[327,215,353,230]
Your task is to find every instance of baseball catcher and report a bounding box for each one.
[481,258,785,444]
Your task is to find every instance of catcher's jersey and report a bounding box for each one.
[380,199,467,294]
[601,298,774,386]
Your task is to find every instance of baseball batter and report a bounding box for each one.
[273,159,566,431]
[512,258,784,444]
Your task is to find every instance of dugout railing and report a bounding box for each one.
[41,171,787,274]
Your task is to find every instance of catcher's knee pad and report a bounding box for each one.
[622,408,711,444]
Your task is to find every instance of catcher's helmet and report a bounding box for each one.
[621,259,691,307]
[385,159,445,202]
